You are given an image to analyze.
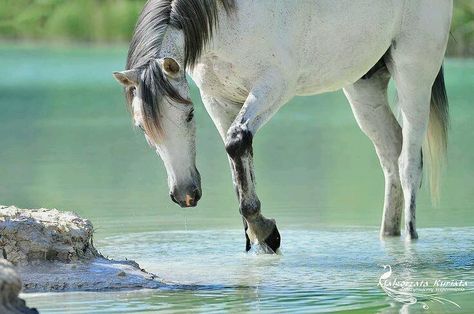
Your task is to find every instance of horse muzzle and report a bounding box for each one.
[170,184,201,208]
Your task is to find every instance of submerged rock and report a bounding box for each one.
[0,205,161,292]
[18,258,161,292]
[0,259,38,314]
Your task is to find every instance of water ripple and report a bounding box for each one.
[24,227,474,313]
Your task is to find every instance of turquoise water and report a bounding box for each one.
[1,45,473,313]
[24,229,474,313]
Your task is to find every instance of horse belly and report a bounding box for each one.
[295,41,392,96]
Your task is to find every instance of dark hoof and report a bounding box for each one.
[263,225,281,253]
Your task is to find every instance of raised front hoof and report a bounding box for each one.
[245,225,281,254]
[244,216,281,254]
[263,225,281,253]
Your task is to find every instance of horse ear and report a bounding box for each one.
[113,69,139,87]
[160,58,180,77]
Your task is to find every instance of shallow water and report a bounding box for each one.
[25,228,474,313]
[1,45,473,312]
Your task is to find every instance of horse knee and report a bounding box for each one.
[225,125,253,159]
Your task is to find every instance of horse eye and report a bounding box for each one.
[137,124,145,132]
[186,109,194,123]
[130,87,137,97]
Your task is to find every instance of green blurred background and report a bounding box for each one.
[1,3,473,313]
[0,0,473,56]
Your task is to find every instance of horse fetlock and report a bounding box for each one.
[225,125,253,159]
[239,199,261,220]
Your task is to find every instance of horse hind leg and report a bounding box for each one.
[390,71,432,240]
[343,67,403,237]
[388,65,439,240]
[386,0,451,239]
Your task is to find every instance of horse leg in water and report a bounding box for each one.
[386,1,450,239]
[204,70,292,252]
[343,66,403,237]
[200,94,252,250]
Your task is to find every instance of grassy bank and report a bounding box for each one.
[0,0,144,42]
[0,0,473,56]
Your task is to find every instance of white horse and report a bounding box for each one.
[114,0,452,253]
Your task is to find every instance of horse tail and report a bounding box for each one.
[424,65,449,205]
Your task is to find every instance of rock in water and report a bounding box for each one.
[0,205,162,292]
[0,205,98,265]
[0,259,38,314]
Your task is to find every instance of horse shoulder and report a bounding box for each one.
[190,58,249,105]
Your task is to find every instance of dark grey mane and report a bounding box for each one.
[125,0,235,139]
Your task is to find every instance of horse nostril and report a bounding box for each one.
[170,193,178,204]
[183,189,201,207]
[194,188,201,202]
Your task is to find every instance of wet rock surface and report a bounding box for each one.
[18,258,161,292]
[0,205,162,292]
[0,259,38,314]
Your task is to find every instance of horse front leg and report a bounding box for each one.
[224,71,292,253]
[201,95,253,251]
[226,130,280,252]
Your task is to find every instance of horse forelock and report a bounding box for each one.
[124,0,234,140]
[139,61,190,142]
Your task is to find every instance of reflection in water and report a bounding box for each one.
[24,228,474,313]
